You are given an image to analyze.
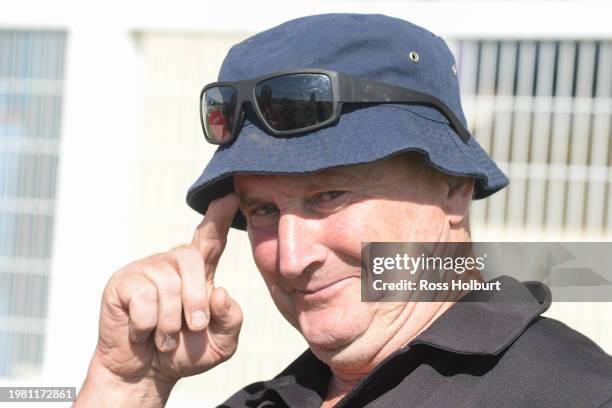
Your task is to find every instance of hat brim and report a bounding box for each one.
[186,104,509,230]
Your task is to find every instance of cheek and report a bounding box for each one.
[249,232,300,326]
[322,213,363,255]
[249,231,278,282]
[327,200,405,243]
[333,200,446,242]
[399,205,447,240]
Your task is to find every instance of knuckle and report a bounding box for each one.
[162,275,182,297]
[123,253,163,273]
[134,283,158,304]
[112,255,162,284]
[102,268,130,300]
[107,266,130,288]
[144,262,182,295]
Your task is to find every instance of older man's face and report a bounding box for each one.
[233,154,468,354]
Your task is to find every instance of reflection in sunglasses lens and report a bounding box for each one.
[202,86,237,142]
[255,74,333,131]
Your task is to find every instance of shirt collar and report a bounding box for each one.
[256,276,551,404]
[259,348,331,406]
[411,275,552,355]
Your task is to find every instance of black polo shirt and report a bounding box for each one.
[219,276,612,407]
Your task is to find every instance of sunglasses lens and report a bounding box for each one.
[202,86,237,143]
[255,74,333,131]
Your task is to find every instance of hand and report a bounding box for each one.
[86,194,243,397]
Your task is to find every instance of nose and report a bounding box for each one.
[277,212,327,279]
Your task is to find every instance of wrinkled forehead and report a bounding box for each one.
[232,153,428,202]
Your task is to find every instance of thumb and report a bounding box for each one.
[208,287,243,345]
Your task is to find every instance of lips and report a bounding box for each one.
[295,276,358,297]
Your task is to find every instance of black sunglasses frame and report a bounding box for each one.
[199,69,471,145]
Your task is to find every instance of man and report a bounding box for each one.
[75,14,612,407]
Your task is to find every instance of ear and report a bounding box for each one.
[442,176,474,227]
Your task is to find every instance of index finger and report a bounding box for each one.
[191,193,241,283]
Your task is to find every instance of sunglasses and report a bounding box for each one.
[200,69,471,145]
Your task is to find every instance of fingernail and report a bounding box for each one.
[162,334,176,350]
[191,311,207,328]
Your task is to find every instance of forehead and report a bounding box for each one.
[232,153,437,206]
[232,156,414,193]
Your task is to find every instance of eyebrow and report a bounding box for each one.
[236,167,370,209]
[237,194,265,210]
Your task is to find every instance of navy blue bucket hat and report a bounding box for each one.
[187,13,509,230]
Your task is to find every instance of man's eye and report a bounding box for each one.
[314,191,347,203]
[251,204,278,217]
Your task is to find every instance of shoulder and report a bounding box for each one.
[511,316,611,370]
[494,316,612,407]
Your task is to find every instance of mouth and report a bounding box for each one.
[295,276,358,300]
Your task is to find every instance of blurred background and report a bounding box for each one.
[0,0,611,406]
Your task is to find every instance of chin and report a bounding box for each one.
[298,302,368,352]
[282,278,373,353]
